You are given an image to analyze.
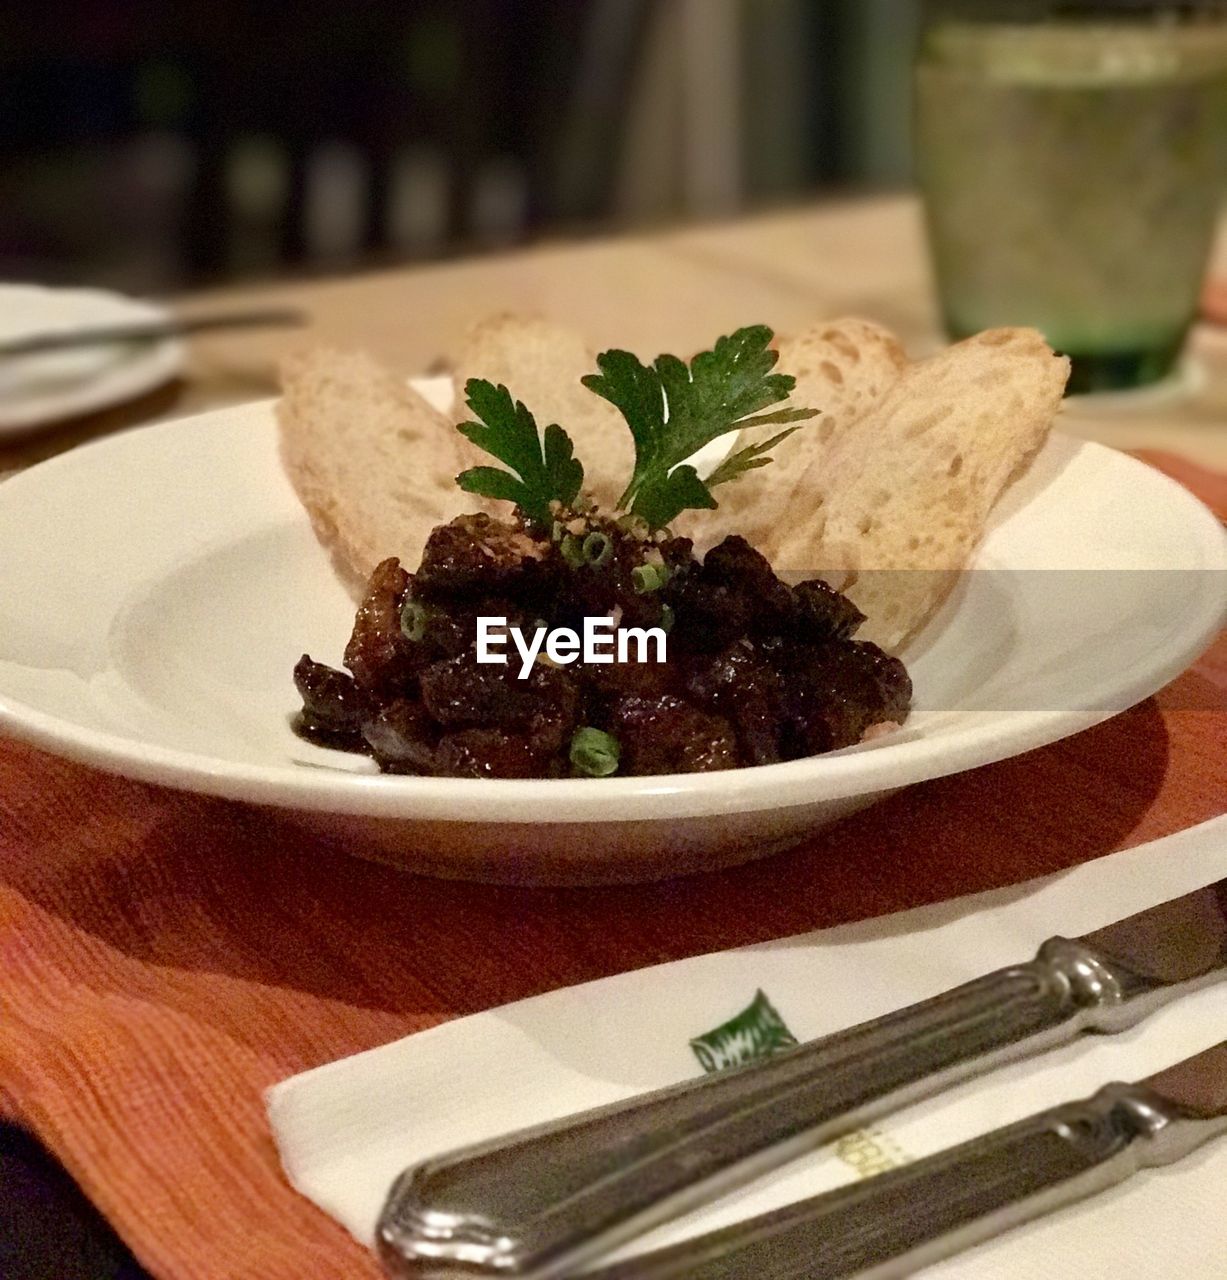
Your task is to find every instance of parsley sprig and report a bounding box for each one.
[581,325,816,528]
[454,325,817,530]
[455,379,583,527]
[704,427,801,489]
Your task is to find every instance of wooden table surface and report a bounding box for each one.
[1,195,1224,1280]
[4,195,1227,480]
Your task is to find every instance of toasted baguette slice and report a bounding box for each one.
[767,327,1070,649]
[454,313,632,510]
[680,317,906,548]
[777,317,908,456]
[278,347,473,590]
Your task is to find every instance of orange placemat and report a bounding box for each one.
[0,458,1223,1280]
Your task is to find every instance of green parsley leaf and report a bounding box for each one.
[455,379,584,526]
[580,325,817,529]
[704,426,802,490]
[631,463,716,531]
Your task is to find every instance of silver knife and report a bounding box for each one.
[0,307,306,357]
[581,1038,1227,1280]
[377,878,1227,1279]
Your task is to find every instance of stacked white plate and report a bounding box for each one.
[0,284,183,436]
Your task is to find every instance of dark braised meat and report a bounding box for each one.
[579,654,676,703]
[360,700,546,778]
[293,655,367,751]
[666,536,796,650]
[779,640,912,756]
[434,729,544,779]
[685,643,787,766]
[361,698,438,772]
[293,511,912,778]
[701,536,796,629]
[415,513,552,599]
[344,558,420,694]
[609,694,740,775]
[414,595,532,660]
[792,578,866,642]
[420,652,580,745]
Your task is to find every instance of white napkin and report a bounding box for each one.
[269,815,1227,1277]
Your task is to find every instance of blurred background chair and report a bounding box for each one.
[0,0,921,291]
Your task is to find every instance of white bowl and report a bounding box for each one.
[0,386,1223,883]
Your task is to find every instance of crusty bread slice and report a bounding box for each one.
[278,323,1067,654]
[680,317,906,549]
[765,327,1070,649]
[777,317,908,456]
[278,347,474,590]
[454,313,632,510]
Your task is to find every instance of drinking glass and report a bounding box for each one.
[916,0,1227,393]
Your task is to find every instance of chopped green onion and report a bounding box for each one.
[560,533,585,569]
[615,512,650,539]
[569,726,621,777]
[659,603,675,634]
[399,597,430,642]
[551,519,566,543]
[632,561,671,594]
[581,531,613,567]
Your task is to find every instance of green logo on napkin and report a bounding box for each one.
[689,992,914,1176]
[690,990,800,1073]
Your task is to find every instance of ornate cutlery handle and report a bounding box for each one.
[378,938,1154,1279]
[583,1081,1227,1280]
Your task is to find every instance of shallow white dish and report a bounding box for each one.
[0,285,183,435]
[0,383,1223,883]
